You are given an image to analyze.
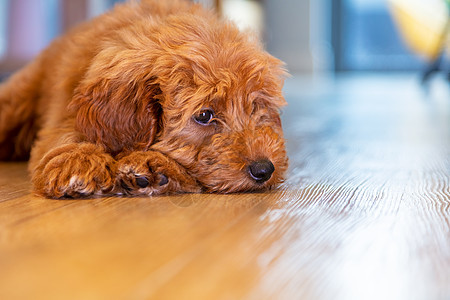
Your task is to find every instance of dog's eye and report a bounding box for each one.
[193,109,214,125]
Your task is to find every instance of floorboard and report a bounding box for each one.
[0,74,449,300]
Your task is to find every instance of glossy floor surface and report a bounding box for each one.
[0,74,449,299]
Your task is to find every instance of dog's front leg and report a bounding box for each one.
[116,151,200,196]
[32,143,116,198]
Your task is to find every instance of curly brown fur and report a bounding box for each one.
[0,0,288,198]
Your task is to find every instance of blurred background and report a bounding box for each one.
[0,0,449,83]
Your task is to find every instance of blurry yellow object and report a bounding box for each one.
[388,0,449,59]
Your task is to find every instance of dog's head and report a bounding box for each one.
[73,12,288,193]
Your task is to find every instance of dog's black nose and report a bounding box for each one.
[248,159,275,183]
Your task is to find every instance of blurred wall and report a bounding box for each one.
[1,0,61,71]
[264,0,315,73]
[0,0,124,74]
[0,0,324,75]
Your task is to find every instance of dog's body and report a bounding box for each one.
[0,0,288,198]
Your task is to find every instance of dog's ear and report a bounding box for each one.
[71,65,163,156]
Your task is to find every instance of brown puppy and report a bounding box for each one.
[0,0,288,198]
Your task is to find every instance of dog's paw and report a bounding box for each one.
[32,144,116,198]
[116,151,200,196]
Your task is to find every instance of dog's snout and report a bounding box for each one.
[248,159,275,183]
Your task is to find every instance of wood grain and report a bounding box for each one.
[0,75,449,299]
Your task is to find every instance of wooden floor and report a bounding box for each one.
[0,74,449,300]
